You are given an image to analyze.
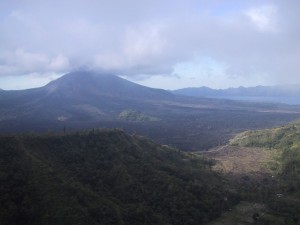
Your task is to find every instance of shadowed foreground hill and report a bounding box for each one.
[0,129,238,225]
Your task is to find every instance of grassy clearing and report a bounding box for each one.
[200,146,276,176]
[200,144,299,225]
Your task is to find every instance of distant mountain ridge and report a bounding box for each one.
[173,84,300,98]
[172,84,300,105]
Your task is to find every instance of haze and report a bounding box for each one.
[1,0,300,90]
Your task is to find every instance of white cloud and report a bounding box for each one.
[246,4,278,32]
[0,49,69,76]
[1,0,300,88]
[122,24,166,61]
[49,54,70,71]
[93,23,168,74]
[0,49,48,75]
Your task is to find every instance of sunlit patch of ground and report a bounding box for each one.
[201,145,277,176]
[200,146,289,225]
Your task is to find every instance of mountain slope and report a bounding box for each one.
[45,71,173,100]
[0,71,174,123]
[0,129,238,225]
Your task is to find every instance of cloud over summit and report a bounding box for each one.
[0,0,300,88]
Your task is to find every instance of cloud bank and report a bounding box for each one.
[0,0,300,87]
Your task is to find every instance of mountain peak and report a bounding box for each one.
[46,71,116,90]
[44,70,173,100]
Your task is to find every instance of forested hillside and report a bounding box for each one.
[0,129,238,225]
[230,120,300,180]
[230,121,300,224]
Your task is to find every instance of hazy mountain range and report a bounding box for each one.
[172,85,300,105]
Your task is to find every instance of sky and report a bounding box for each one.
[0,0,300,90]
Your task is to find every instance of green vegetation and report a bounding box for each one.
[230,120,300,179]
[0,129,237,225]
[118,109,160,121]
[230,120,300,224]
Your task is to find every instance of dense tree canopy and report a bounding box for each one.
[0,129,237,225]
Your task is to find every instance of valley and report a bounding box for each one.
[1,119,300,225]
[1,71,300,225]
[1,71,300,151]
[2,1,300,224]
